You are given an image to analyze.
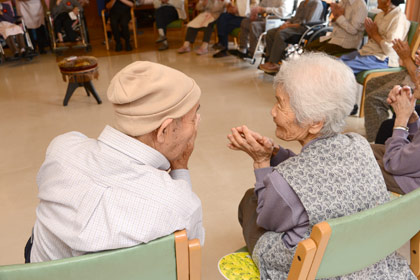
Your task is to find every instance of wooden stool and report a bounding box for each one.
[58,56,102,106]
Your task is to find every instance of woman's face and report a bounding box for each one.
[271,86,312,142]
[377,0,391,12]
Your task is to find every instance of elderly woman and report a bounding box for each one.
[228,53,416,279]
[340,0,409,74]
[371,83,420,195]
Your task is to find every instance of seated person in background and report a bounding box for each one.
[154,0,186,51]
[305,0,367,56]
[340,0,409,74]
[106,0,134,52]
[259,0,323,74]
[371,85,420,195]
[364,40,419,142]
[177,0,228,55]
[50,0,83,42]
[228,53,415,279]
[0,2,27,58]
[27,61,205,263]
[212,0,258,58]
[232,0,295,59]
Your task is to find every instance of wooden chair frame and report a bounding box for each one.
[175,230,202,280]
[101,7,138,51]
[287,222,420,280]
[358,25,420,118]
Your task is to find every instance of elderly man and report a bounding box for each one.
[228,53,416,279]
[259,0,323,74]
[232,0,295,59]
[26,62,204,263]
[305,0,367,55]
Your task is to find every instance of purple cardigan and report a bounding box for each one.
[254,144,310,248]
[384,119,420,193]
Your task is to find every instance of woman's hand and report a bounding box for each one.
[392,39,411,61]
[227,125,275,169]
[388,86,416,127]
[365,18,381,43]
[415,49,420,66]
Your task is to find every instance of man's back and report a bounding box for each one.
[31,125,204,262]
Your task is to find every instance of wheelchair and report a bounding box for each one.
[252,0,332,66]
[45,10,91,54]
[0,2,37,64]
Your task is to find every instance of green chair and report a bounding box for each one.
[219,188,420,280]
[0,230,201,280]
[356,20,420,118]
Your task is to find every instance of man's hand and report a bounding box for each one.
[170,115,201,170]
[227,125,275,169]
[393,39,411,61]
[330,3,344,19]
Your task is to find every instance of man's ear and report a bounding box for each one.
[156,119,174,144]
[308,121,324,135]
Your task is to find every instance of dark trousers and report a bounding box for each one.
[238,188,267,254]
[305,38,355,56]
[24,235,33,263]
[28,25,49,52]
[375,105,420,145]
[216,13,244,49]
[185,21,216,44]
[155,5,179,32]
[54,12,78,42]
[110,9,131,44]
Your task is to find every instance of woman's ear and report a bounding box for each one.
[308,121,324,135]
[156,119,174,143]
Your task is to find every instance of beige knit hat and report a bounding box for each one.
[107,61,201,136]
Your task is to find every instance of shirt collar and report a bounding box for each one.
[98,125,170,170]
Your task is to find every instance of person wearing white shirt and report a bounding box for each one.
[306,0,367,55]
[340,0,410,74]
[26,61,205,263]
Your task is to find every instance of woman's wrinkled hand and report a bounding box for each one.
[227,125,275,169]
[388,86,416,127]
[392,39,411,61]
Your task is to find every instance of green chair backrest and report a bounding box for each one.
[315,187,420,278]
[0,234,177,280]
[407,21,419,45]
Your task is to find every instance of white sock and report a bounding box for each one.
[183,41,190,48]
[158,29,165,37]
[239,48,247,54]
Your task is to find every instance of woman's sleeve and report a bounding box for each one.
[378,13,409,57]
[254,168,308,233]
[383,120,420,176]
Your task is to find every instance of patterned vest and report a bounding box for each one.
[252,133,415,280]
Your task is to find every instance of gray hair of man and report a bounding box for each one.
[273,52,357,138]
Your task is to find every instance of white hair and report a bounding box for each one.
[273,52,357,137]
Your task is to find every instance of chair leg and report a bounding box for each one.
[411,231,420,279]
[101,9,109,51]
[131,8,138,49]
[83,81,102,104]
[63,82,80,106]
